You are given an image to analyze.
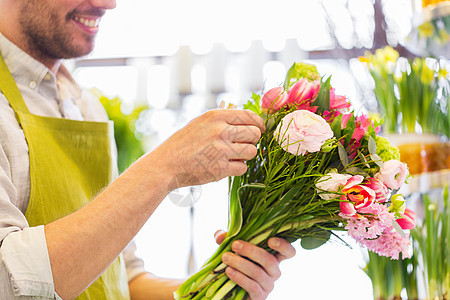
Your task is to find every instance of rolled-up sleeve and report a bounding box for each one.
[0,142,60,299]
[0,227,60,299]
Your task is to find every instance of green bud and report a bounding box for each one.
[389,194,406,216]
[321,138,337,153]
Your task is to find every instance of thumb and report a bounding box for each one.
[214,230,227,245]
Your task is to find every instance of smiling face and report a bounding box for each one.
[17,0,115,61]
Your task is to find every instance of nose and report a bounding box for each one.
[89,0,116,10]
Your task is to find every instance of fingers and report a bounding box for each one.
[220,239,297,299]
[225,266,267,300]
[230,241,281,279]
[219,125,261,144]
[268,237,296,262]
[220,240,281,299]
[220,109,266,133]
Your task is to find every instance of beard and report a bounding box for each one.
[18,0,100,60]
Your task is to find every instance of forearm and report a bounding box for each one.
[129,273,183,300]
[43,109,265,299]
[44,149,172,299]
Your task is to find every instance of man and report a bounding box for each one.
[0,0,296,299]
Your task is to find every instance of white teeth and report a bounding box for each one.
[73,16,99,28]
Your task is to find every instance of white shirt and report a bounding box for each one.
[0,33,145,299]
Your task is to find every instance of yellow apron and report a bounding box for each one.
[0,54,130,300]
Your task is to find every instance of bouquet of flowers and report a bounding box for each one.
[174,62,415,300]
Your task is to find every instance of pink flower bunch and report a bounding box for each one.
[261,78,321,113]
[344,203,394,240]
[261,79,351,115]
[358,230,411,260]
[315,165,412,259]
[333,169,412,259]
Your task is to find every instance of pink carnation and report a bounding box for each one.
[275,110,334,156]
[341,203,394,240]
[359,229,411,260]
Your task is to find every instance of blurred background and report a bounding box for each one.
[70,0,449,299]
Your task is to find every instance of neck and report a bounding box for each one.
[25,48,62,74]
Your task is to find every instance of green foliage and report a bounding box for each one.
[363,47,449,136]
[243,92,261,115]
[375,136,401,161]
[411,186,449,300]
[365,186,450,300]
[91,88,147,173]
[283,62,321,90]
[300,230,331,250]
[364,251,418,300]
[312,76,331,115]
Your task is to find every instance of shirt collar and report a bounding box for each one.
[0,33,81,101]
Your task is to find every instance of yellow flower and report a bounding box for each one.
[358,56,370,64]
[421,64,435,84]
[382,46,399,63]
[438,67,448,80]
[418,22,434,38]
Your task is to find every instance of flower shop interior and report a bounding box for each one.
[72,0,449,299]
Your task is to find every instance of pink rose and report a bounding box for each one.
[375,160,409,190]
[287,79,320,108]
[316,172,352,200]
[396,208,416,230]
[261,87,288,113]
[275,110,334,156]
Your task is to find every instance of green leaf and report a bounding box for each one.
[243,92,262,115]
[227,176,243,238]
[283,62,321,90]
[312,76,331,115]
[330,114,343,139]
[358,151,371,169]
[368,136,377,155]
[278,186,301,206]
[342,114,355,146]
[370,153,384,168]
[338,145,349,167]
[299,215,314,221]
[300,230,331,250]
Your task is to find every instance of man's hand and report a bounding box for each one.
[155,109,265,189]
[214,230,296,300]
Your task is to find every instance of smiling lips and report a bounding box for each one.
[72,15,101,33]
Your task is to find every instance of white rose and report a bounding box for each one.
[316,172,352,200]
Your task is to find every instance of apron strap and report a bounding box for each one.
[0,53,30,115]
